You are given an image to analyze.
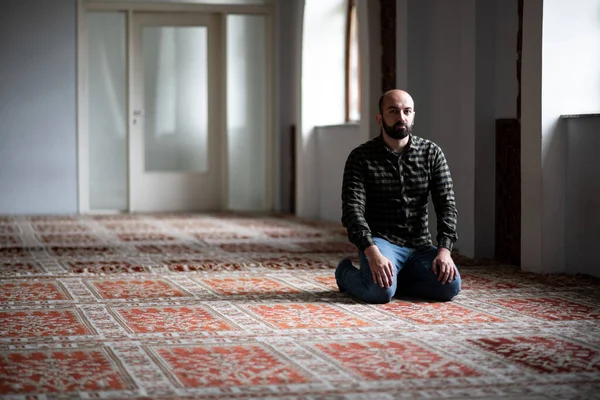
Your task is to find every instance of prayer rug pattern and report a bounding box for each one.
[0,213,599,399]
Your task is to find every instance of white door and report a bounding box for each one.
[130,13,224,212]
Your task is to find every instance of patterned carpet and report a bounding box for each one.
[1,213,600,400]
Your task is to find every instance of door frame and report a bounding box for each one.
[130,12,224,212]
[76,0,275,213]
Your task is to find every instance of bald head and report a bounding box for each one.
[378,90,415,114]
[376,89,416,141]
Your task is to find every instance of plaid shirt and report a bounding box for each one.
[341,134,458,252]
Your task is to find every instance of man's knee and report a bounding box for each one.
[434,280,461,302]
[363,286,395,304]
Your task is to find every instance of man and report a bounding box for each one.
[336,89,461,304]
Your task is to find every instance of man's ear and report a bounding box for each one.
[375,113,383,126]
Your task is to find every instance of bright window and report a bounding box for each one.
[346,0,360,121]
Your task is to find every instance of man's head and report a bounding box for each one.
[376,89,415,140]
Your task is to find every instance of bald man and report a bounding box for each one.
[336,89,461,303]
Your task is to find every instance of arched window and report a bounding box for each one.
[345,0,360,121]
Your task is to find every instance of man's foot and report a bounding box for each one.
[335,258,354,292]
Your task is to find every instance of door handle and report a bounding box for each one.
[132,109,145,125]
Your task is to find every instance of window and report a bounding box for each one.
[345,0,360,121]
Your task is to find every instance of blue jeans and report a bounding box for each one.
[335,237,461,303]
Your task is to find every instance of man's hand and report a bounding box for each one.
[364,246,394,288]
[432,248,457,284]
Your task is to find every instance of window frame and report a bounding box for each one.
[345,0,360,122]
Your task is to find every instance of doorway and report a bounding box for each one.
[131,13,223,212]
[78,1,272,214]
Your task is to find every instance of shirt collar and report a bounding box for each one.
[377,133,416,155]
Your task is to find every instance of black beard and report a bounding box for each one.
[382,120,411,140]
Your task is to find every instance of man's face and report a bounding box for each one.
[378,94,415,140]
[382,117,413,140]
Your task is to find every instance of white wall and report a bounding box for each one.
[297,0,518,254]
[543,0,600,115]
[295,0,379,221]
[315,124,363,221]
[540,0,600,273]
[300,0,347,127]
[87,12,128,211]
[475,0,518,258]
[565,117,600,278]
[493,1,519,120]
[401,0,476,256]
[474,1,498,259]
[227,15,268,211]
[396,0,518,258]
[297,0,358,219]
[0,0,78,214]
[275,0,303,213]
[522,0,600,273]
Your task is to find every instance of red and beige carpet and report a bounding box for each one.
[0,213,599,399]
